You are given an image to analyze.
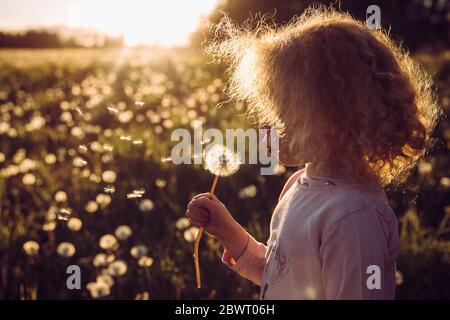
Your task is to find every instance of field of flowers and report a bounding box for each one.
[0,48,449,299]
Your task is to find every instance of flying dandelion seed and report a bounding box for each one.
[103,144,113,152]
[73,157,87,167]
[132,139,143,145]
[107,106,119,115]
[74,106,85,117]
[204,144,241,177]
[127,189,145,199]
[120,135,132,141]
[78,144,88,154]
[104,185,116,194]
[57,208,72,221]
[135,101,145,107]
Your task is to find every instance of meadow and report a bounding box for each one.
[0,48,449,299]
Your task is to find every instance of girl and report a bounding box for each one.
[186,7,439,299]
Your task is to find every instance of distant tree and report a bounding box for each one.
[192,0,449,52]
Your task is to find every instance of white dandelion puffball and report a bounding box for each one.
[107,260,127,276]
[95,193,111,206]
[203,144,240,177]
[23,240,40,256]
[238,185,258,199]
[87,281,111,298]
[85,200,99,213]
[96,274,115,288]
[44,153,57,164]
[22,173,36,185]
[183,226,199,242]
[114,225,133,240]
[99,234,118,250]
[93,253,108,267]
[42,221,56,232]
[54,190,68,202]
[56,242,76,258]
[138,256,154,268]
[130,245,148,258]
[102,170,117,184]
[139,199,154,212]
[175,217,190,230]
[67,217,83,231]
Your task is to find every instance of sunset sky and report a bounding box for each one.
[0,0,220,46]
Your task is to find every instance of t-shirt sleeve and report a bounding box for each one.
[319,209,396,299]
[221,234,267,286]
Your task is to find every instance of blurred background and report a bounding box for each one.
[0,0,448,299]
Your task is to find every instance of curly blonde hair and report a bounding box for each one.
[206,6,440,186]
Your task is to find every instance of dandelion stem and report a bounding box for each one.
[194,175,219,289]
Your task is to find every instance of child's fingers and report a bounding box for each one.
[188,196,219,212]
[186,206,209,220]
[188,216,209,228]
[192,192,218,201]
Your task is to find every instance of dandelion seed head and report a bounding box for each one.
[176,217,190,230]
[102,170,117,184]
[204,144,240,177]
[23,240,40,256]
[67,217,83,231]
[130,245,148,258]
[54,190,68,202]
[139,199,154,212]
[138,256,154,268]
[107,260,127,276]
[85,200,99,213]
[183,226,199,242]
[114,225,133,240]
[96,274,114,288]
[56,242,76,258]
[99,234,118,250]
[87,281,111,298]
[22,173,36,185]
[155,179,167,188]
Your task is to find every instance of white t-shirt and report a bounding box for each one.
[222,169,399,299]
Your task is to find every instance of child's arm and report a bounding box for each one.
[187,193,267,285]
[319,208,399,299]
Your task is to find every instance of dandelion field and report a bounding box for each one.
[0,48,449,299]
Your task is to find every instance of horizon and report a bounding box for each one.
[0,0,220,46]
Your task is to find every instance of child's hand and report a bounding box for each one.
[186,193,236,241]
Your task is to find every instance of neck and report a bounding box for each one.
[305,162,342,179]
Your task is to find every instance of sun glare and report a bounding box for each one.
[67,0,220,46]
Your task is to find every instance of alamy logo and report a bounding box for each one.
[366,265,381,290]
[66,265,81,290]
[366,5,381,30]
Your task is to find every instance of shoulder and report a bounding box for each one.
[318,185,395,227]
[278,168,304,201]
